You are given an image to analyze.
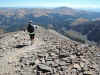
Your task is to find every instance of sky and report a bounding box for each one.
[0,0,100,8]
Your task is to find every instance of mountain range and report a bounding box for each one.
[0,7,100,44]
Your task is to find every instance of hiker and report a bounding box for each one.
[27,20,36,45]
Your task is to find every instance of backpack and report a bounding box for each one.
[27,24,35,33]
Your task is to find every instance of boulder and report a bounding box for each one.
[37,64,52,72]
[73,64,81,70]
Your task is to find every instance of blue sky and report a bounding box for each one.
[0,0,100,8]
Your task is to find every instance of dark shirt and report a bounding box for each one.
[27,23,34,33]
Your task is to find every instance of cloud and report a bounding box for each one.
[23,2,100,8]
[0,1,100,8]
[69,4,100,8]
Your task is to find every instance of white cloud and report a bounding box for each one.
[69,4,100,8]
[25,2,100,8]
[0,2,100,9]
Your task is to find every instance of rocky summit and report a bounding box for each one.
[0,26,100,75]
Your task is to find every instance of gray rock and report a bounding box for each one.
[37,64,52,72]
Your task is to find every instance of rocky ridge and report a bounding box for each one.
[0,26,99,75]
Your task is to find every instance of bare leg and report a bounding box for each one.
[31,39,34,45]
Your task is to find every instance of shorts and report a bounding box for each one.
[29,34,35,40]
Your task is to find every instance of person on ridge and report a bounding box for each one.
[27,20,36,45]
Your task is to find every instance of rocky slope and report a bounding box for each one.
[0,26,100,75]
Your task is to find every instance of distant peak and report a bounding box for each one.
[55,7,73,10]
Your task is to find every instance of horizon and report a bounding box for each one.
[0,6,100,12]
[0,0,100,9]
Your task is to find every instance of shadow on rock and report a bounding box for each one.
[14,44,28,48]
